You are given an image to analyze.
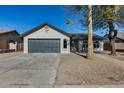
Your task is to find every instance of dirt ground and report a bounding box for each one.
[103,51,124,61]
[55,52,124,85]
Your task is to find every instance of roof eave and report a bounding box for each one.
[0,30,19,35]
[21,23,71,38]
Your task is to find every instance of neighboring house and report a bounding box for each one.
[104,32,124,51]
[0,30,22,52]
[21,23,104,53]
[116,32,124,43]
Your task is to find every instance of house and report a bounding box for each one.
[104,32,124,43]
[21,23,104,53]
[0,30,22,52]
[116,32,124,43]
[104,32,124,51]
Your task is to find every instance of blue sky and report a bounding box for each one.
[0,5,123,36]
[0,5,84,34]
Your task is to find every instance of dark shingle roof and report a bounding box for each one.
[20,22,104,40]
[21,23,71,37]
[0,30,19,35]
[70,33,104,40]
[104,32,124,40]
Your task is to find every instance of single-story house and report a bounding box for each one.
[0,30,22,52]
[21,23,104,53]
[104,32,124,51]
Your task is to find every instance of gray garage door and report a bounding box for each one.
[28,39,60,53]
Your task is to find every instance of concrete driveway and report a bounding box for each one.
[0,53,60,88]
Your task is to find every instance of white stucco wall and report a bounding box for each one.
[81,40,104,52]
[23,25,70,53]
[94,41,104,52]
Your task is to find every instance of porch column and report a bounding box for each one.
[99,41,103,51]
[78,40,83,52]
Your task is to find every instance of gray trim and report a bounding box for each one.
[28,38,60,40]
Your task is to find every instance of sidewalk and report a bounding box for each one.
[54,85,124,88]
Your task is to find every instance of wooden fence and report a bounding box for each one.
[104,43,124,51]
[17,43,23,51]
[115,43,124,51]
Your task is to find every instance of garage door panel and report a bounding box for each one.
[28,39,60,53]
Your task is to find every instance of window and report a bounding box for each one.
[93,41,100,48]
[83,43,88,48]
[63,39,67,48]
[83,41,88,48]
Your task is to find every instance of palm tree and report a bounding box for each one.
[87,5,93,59]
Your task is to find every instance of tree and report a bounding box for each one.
[65,5,94,59]
[66,5,124,56]
[87,5,93,59]
[92,6,124,56]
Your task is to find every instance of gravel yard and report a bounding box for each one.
[55,53,124,85]
[106,52,124,61]
[102,51,124,61]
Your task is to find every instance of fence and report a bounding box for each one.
[115,43,124,50]
[104,43,124,51]
[17,43,23,51]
